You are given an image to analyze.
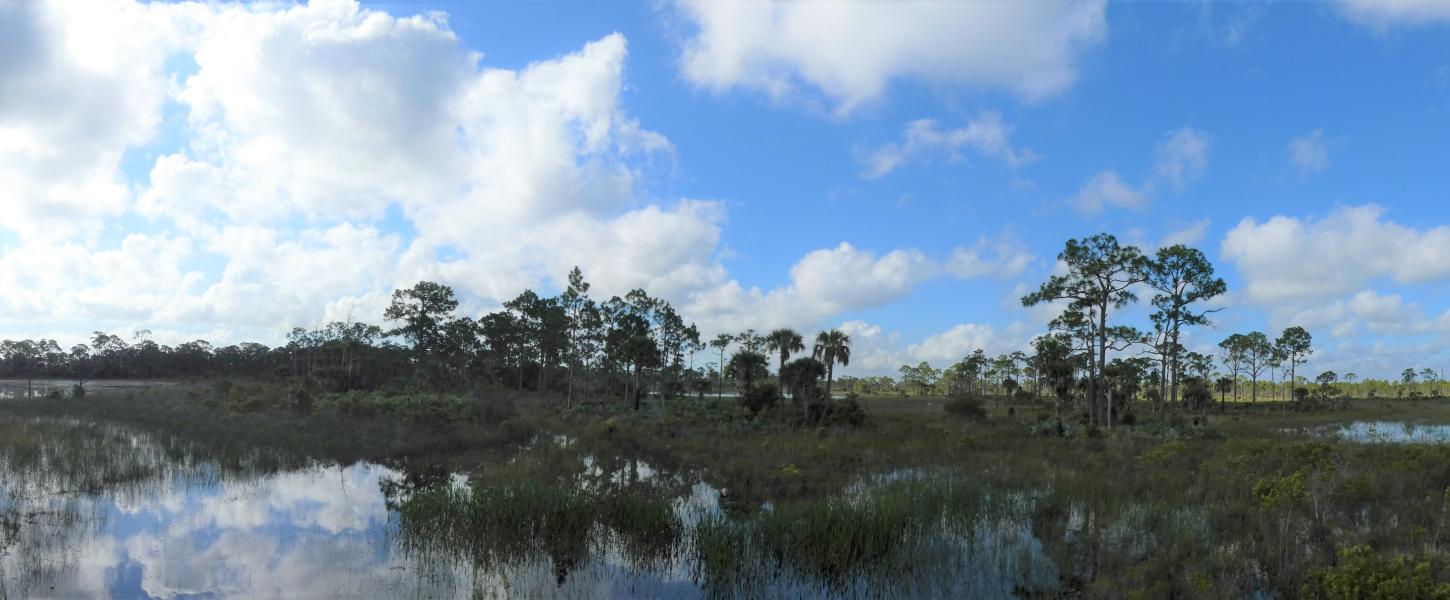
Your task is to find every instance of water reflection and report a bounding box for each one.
[0,417,1060,598]
[0,419,464,599]
[1335,421,1450,444]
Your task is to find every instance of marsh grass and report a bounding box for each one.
[10,385,1450,596]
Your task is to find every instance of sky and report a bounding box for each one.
[2,0,1450,379]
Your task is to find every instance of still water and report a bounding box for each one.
[0,417,1055,599]
[1334,421,1450,444]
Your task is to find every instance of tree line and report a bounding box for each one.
[0,267,858,420]
[1,233,1434,419]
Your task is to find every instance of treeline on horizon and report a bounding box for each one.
[1,234,1445,419]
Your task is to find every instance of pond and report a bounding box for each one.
[0,418,1058,599]
[0,379,171,400]
[1333,421,1450,444]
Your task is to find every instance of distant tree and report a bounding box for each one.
[385,281,463,387]
[1241,332,1275,403]
[1219,333,1249,404]
[1316,371,1338,387]
[813,329,852,403]
[1214,376,1234,406]
[709,334,734,399]
[1032,333,1078,425]
[1146,244,1226,409]
[725,350,770,392]
[69,344,92,391]
[1023,234,1150,426]
[736,329,766,353]
[559,266,597,406]
[962,349,989,396]
[765,328,804,380]
[1275,326,1313,399]
[780,357,826,408]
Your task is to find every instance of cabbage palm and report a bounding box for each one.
[725,350,770,391]
[812,329,851,401]
[765,328,804,379]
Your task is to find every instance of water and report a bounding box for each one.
[1334,421,1450,444]
[0,379,170,400]
[0,417,1056,598]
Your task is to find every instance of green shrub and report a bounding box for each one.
[1302,545,1450,600]
[823,397,865,427]
[943,395,987,420]
[738,384,779,416]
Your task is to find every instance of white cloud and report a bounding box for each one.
[0,1,755,339]
[0,0,181,240]
[1288,129,1332,178]
[1336,0,1450,29]
[861,112,1037,179]
[1071,170,1149,214]
[1154,127,1211,189]
[1280,291,1431,338]
[833,319,1036,376]
[1070,125,1211,213]
[671,0,1108,113]
[1221,204,1450,304]
[1160,219,1212,248]
[688,242,938,335]
[945,233,1034,279]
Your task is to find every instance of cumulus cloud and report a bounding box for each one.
[1288,129,1332,178]
[688,243,938,334]
[0,0,763,338]
[861,112,1037,178]
[670,0,1108,113]
[1336,0,1450,29]
[1221,204,1450,304]
[0,0,180,240]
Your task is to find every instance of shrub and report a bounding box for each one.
[738,384,779,417]
[70,383,86,398]
[473,390,517,424]
[823,397,865,427]
[1301,545,1450,600]
[943,395,987,421]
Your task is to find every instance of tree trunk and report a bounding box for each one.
[1169,326,1181,409]
[1097,306,1109,427]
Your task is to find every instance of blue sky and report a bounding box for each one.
[3,0,1450,378]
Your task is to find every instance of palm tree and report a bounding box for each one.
[725,350,770,391]
[765,328,804,380]
[779,356,826,407]
[812,329,852,402]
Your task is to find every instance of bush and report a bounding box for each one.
[823,397,865,427]
[71,383,86,398]
[943,396,987,421]
[1301,545,1450,600]
[473,390,517,424]
[738,384,779,417]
